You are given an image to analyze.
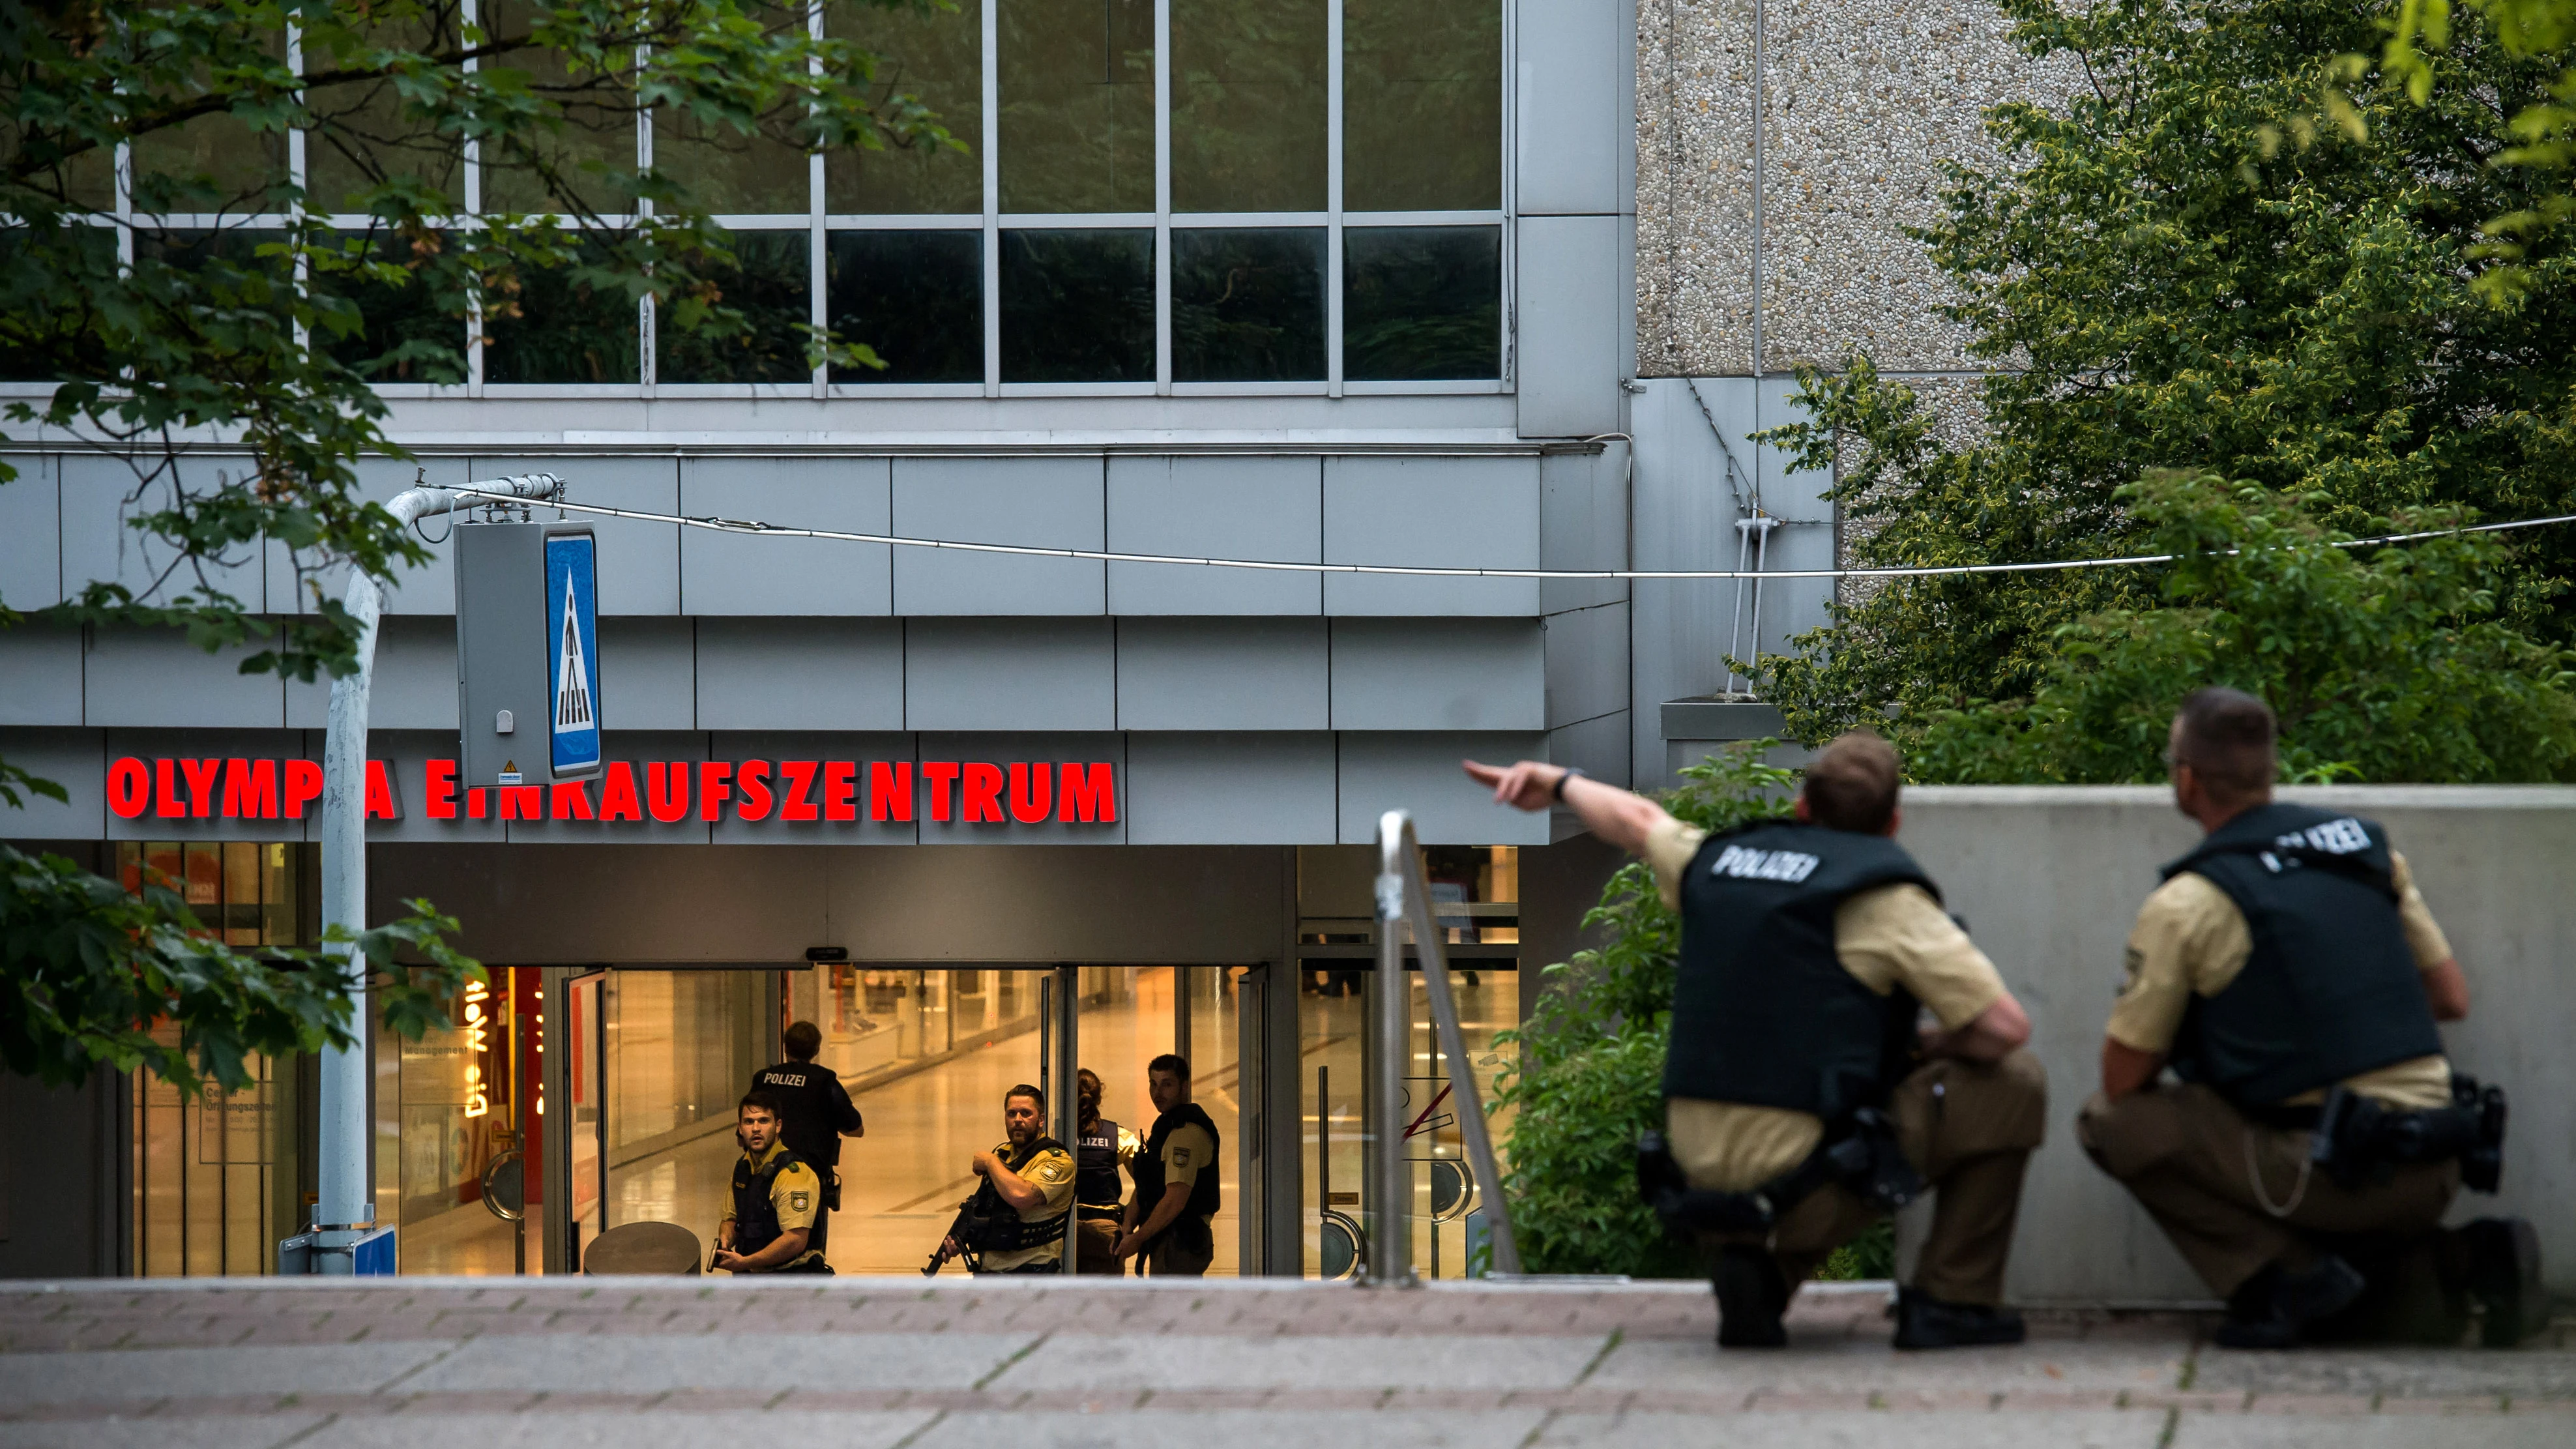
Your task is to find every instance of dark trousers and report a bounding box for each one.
[2078,1083,2459,1298]
[1705,1050,2048,1306]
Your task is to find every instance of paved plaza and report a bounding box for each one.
[1,1277,2569,1448]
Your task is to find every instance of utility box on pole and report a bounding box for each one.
[456,520,604,789]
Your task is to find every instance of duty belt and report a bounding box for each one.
[1636,1107,1924,1237]
[2307,1074,2507,1193]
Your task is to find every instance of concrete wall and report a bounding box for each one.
[1899,785,2576,1304]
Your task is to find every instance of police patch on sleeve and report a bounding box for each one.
[790,1189,811,1213]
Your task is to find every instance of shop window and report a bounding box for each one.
[826,228,984,383]
[1341,0,1502,212]
[1170,0,1328,214]
[1173,227,1325,382]
[657,229,812,384]
[1343,226,1502,381]
[827,0,986,215]
[997,0,1156,214]
[482,235,641,384]
[1001,227,1153,383]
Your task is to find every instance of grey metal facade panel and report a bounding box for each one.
[913,733,1127,845]
[368,729,503,845]
[1104,455,1324,615]
[1328,618,1545,731]
[1515,0,1627,216]
[597,617,699,731]
[1514,215,1625,438]
[0,727,104,838]
[0,623,82,726]
[706,731,920,845]
[0,454,61,609]
[812,844,1287,963]
[101,729,315,842]
[1114,617,1329,731]
[1336,731,1551,845]
[1320,456,1542,617]
[503,730,710,843]
[890,456,1105,615]
[286,616,460,731]
[271,456,473,617]
[680,456,892,616]
[60,453,264,612]
[1539,449,1628,615]
[84,627,284,728]
[1124,732,1338,845]
[370,841,837,963]
[1547,708,1633,791]
[1542,601,1630,729]
[905,617,1115,733]
[694,617,905,731]
[470,455,680,615]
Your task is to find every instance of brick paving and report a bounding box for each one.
[0,1278,2568,1447]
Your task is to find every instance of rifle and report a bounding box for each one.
[922,1199,985,1276]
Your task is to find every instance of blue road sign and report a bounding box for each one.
[545,531,602,779]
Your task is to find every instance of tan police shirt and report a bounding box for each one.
[2107,849,2456,1109]
[718,1141,824,1272]
[1157,1120,1218,1229]
[979,1139,1077,1272]
[1646,817,2009,1192]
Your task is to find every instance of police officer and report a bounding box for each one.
[1072,1068,1136,1274]
[748,1021,864,1261]
[1469,733,2047,1349]
[1115,1054,1220,1276]
[935,1084,1076,1276]
[712,1091,830,1275]
[2079,688,2545,1348]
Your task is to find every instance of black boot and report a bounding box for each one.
[2459,1218,2549,1348]
[1891,1286,2027,1349]
[2214,1254,2367,1349]
[1713,1245,1789,1348]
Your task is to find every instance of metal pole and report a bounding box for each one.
[1368,845,1412,1286]
[313,473,558,1272]
[1379,811,1523,1276]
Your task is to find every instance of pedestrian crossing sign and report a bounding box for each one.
[544,530,603,778]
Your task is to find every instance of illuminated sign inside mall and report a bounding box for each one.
[103,756,1119,827]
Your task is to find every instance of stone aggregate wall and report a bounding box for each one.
[1635,0,2078,377]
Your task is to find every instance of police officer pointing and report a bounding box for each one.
[2079,688,2543,1347]
[1469,733,2047,1349]
[749,1021,864,1261]
[713,1091,830,1275]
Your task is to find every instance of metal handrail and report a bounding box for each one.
[1368,810,1524,1283]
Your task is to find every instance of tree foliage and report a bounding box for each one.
[3,3,944,1090]
[1755,0,2576,752]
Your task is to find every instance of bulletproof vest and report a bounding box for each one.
[1076,1117,1125,1210]
[1663,820,1939,1119]
[965,1135,1073,1251]
[729,1145,813,1258]
[1132,1102,1223,1234]
[751,1061,846,1167]
[2163,803,2444,1107]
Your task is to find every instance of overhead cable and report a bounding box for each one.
[446,488,2576,583]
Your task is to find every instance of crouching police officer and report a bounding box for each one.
[2080,688,2543,1348]
[1469,733,2047,1349]
[929,1084,1076,1276]
[712,1091,831,1274]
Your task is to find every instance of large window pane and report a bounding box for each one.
[133,35,292,211]
[1174,227,1323,382]
[1343,226,1500,381]
[306,18,467,212]
[827,229,982,383]
[1001,228,1150,382]
[482,237,639,383]
[0,225,119,381]
[654,111,810,215]
[1343,0,1500,212]
[827,0,984,214]
[482,4,637,215]
[1171,0,1326,213]
[999,0,1153,213]
[658,230,811,383]
[315,227,468,385]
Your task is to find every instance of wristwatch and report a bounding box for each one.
[1553,767,1587,802]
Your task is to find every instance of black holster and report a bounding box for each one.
[1638,1107,1925,1237]
[2309,1074,2506,1193]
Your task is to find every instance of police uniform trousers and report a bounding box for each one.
[1074,1216,1123,1275]
[1704,1051,2047,1306]
[1143,1214,1216,1277]
[2078,1083,2459,1298]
